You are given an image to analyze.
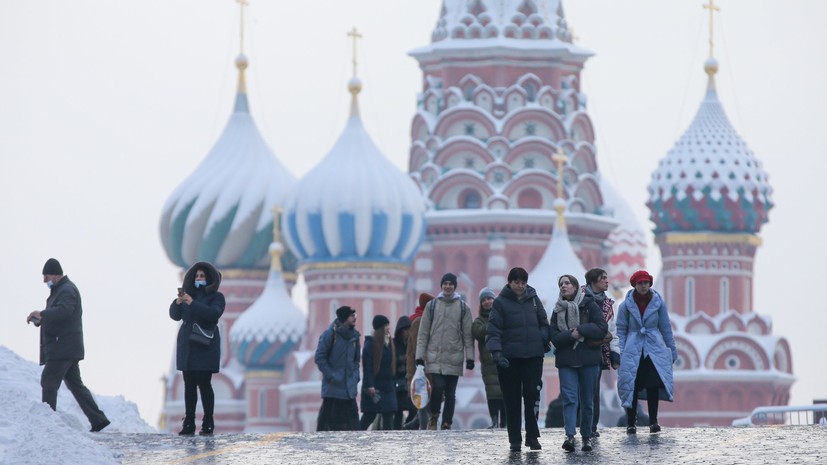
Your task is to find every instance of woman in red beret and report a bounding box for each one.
[616,270,677,435]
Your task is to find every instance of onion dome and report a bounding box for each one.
[282,78,426,265]
[600,178,647,287]
[531,199,587,307]
[647,57,773,234]
[160,54,296,269]
[230,212,305,369]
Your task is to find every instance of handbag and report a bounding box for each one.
[189,322,215,346]
[586,332,612,348]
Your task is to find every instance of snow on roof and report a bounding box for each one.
[160,60,296,269]
[283,99,426,265]
[530,217,586,306]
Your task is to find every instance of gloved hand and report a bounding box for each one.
[492,351,510,369]
[466,360,474,370]
[415,358,425,367]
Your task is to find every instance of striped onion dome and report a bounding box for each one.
[282,78,426,265]
[230,218,305,369]
[160,54,296,269]
[647,58,773,234]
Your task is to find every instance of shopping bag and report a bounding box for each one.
[410,365,431,409]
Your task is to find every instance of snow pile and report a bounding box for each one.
[0,345,156,465]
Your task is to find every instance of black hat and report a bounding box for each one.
[336,306,356,322]
[372,315,390,330]
[440,272,457,286]
[42,258,63,275]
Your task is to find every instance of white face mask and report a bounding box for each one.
[46,280,54,289]
[194,280,207,288]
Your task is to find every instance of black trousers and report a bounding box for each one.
[592,368,603,432]
[497,356,543,445]
[41,359,108,427]
[429,374,459,425]
[487,398,506,427]
[182,370,214,418]
[317,397,359,431]
[360,411,395,430]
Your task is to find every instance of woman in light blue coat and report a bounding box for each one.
[616,270,677,434]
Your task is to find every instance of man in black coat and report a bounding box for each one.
[27,258,110,432]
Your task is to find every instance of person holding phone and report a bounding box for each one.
[169,261,225,435]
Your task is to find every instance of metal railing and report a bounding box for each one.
[732,404,827,426]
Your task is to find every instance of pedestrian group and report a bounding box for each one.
[26,256,677,454]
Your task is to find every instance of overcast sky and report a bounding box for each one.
[1,0,824,427]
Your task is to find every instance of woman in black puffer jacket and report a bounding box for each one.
[170,261,225,436]
[486,267,550,452]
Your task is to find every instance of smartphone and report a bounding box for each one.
[177,287,184,297]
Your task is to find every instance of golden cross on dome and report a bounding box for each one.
[347,26,362,78]
[703,0,720,58]
[237,0,249,54]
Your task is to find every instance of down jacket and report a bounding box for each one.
[315,319,361,400]
[169,262,225,373]
[485,284,550,359]
[38,276,85,364]
[471,304,502,400]
[616,289,677,409]
[360,335,398,414]
[415,293,474,376]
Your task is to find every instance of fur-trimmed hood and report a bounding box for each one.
[181,261,222,295]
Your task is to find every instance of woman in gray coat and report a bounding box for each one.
[616,270,677,434]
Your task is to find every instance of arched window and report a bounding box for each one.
[460,189,482,209]
[686,278,695,317]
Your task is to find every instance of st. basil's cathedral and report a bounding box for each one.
[158,0,793,432]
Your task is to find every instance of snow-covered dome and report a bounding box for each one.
[282,81,426,265]
[600,178,647,287]
[530,200,587,306]
[230,221,305,370]
[160,54,296,269]
[647,59,773,234]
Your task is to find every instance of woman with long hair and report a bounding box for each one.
[359,315,398,430]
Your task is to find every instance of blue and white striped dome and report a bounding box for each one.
[160,55,296,269]
[283,82,426,265]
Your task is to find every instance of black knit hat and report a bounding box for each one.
[336,306,356,322]
[372,315,390,330]
[42,258,63,275]
[440,272,457,286]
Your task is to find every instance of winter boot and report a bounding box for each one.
[526,438,542,450]
[487,415,497,429]
[178,416,196,436]
[199,416,214,436]
[441,421,452,430]
[649,423,661,434]
[581,437,593,452]
[626,408,637,434]
[562,435,575,452]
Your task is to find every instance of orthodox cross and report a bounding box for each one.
[703,0,720,58]
[347,26,363,78]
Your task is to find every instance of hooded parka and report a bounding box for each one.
[169,262,225,373]
[315,319,361,400]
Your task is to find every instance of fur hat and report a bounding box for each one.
[479,287,496,302]
[372,315,390,330]
[630,270,654,286]
[418,292,435,309]
[336,306,356,322]
[440,272,457,286]
[42,258,63,275]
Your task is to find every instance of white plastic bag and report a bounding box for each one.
[410,365,431,409]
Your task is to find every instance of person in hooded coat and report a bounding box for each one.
[392,315,416,429]
[471,287,505,428]
[359,315,398,430]
[616,270,677,435]
[169,261,225,436]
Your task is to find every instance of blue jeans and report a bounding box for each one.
[558,365,600,438]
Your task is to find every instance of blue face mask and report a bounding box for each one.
[194,280,207,288]
[46,280,54,289]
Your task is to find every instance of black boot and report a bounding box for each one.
[626,408,637,434]
[199,416,214,436]
[178,416,195,435]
